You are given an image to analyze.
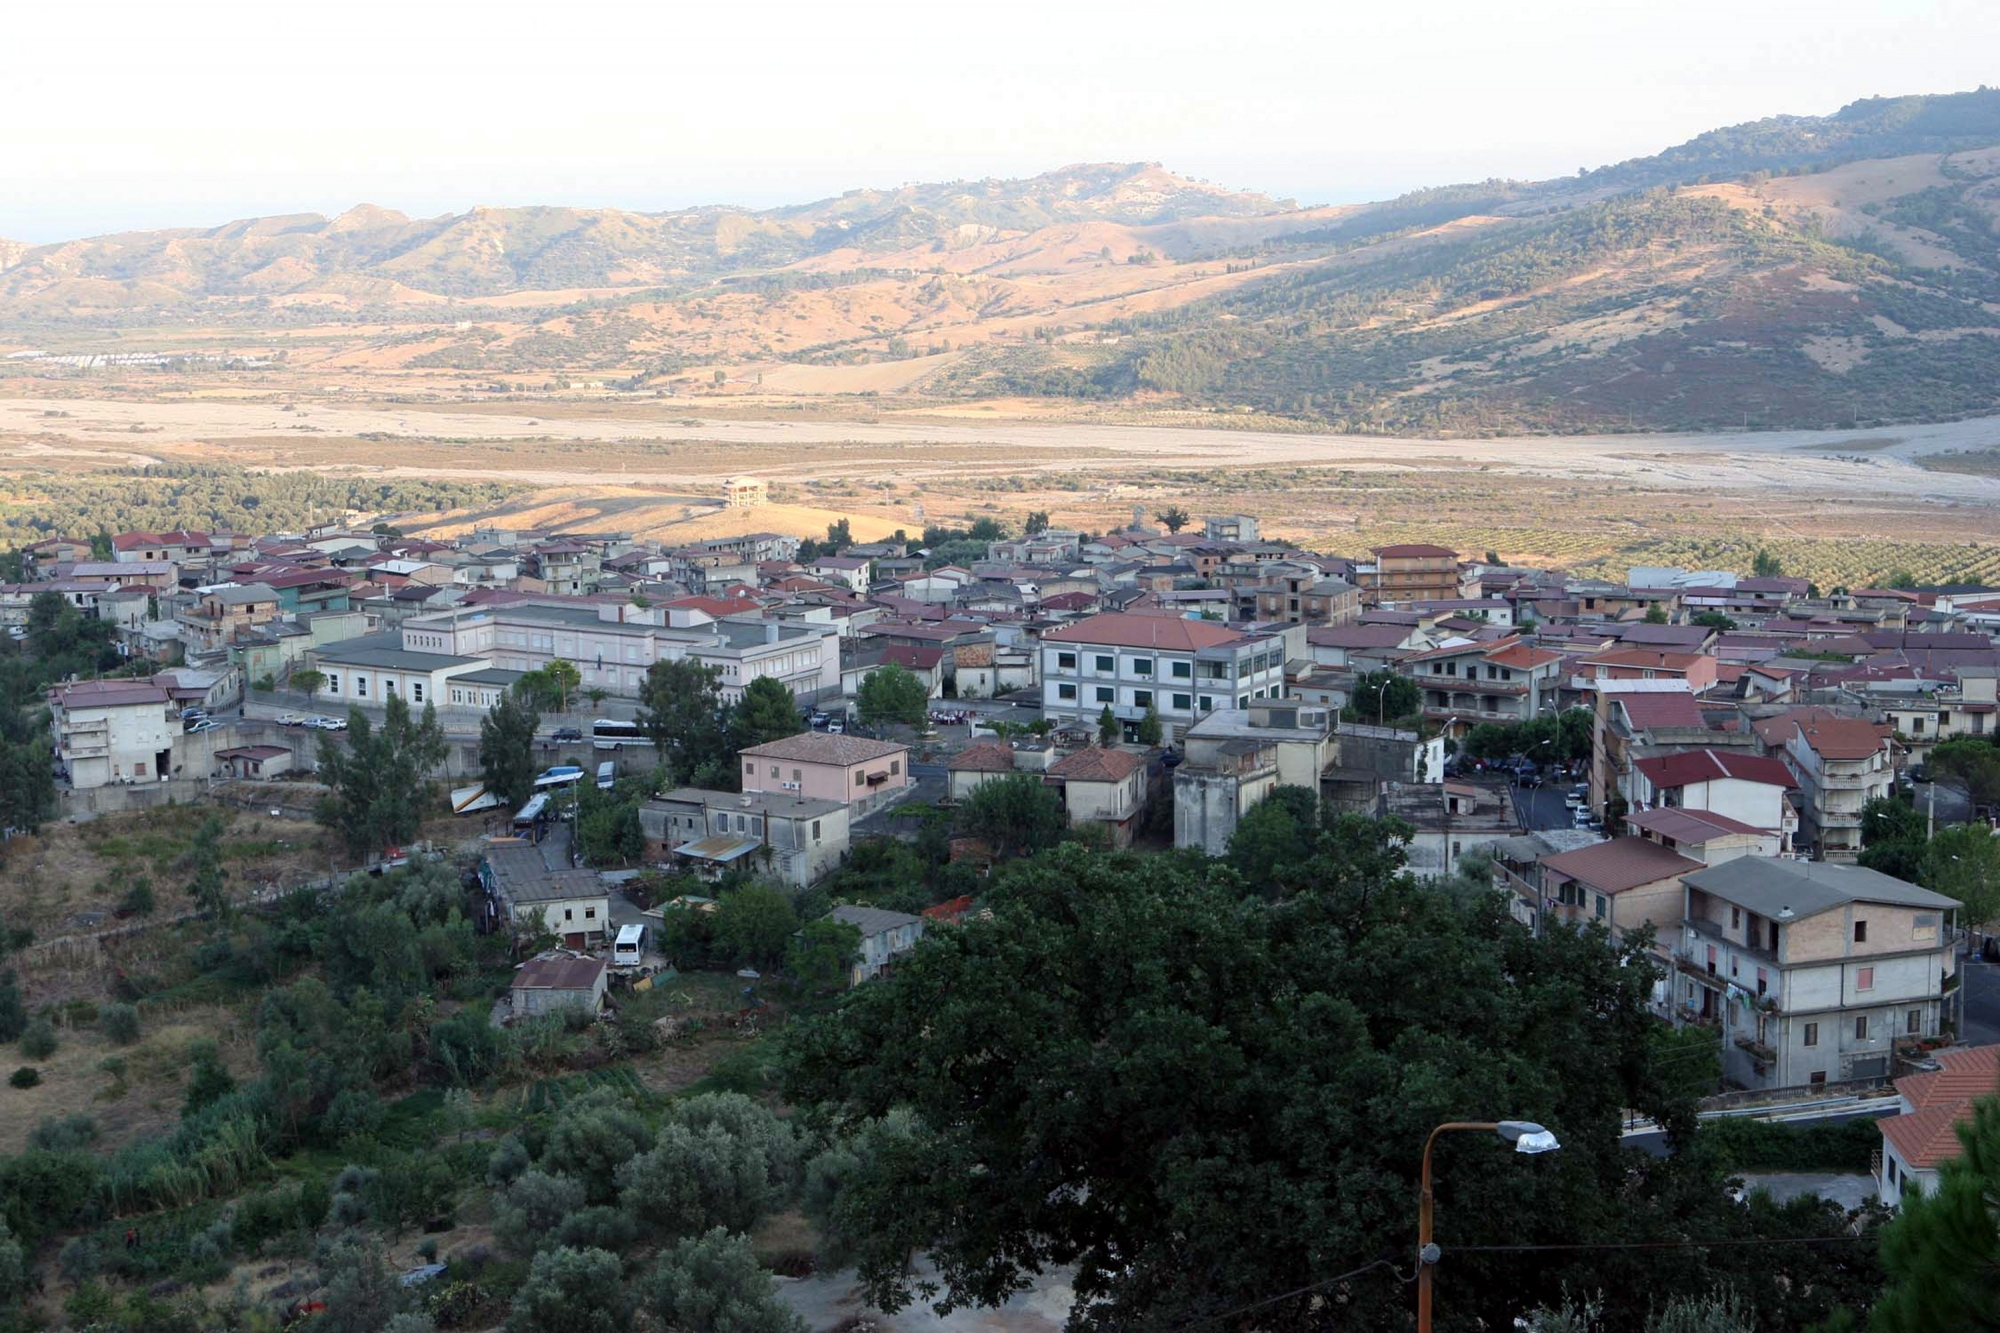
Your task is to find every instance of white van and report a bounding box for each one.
[596,761,616,791]
[613,923,646,968]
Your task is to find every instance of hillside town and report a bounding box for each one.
[5,497,2000,1329]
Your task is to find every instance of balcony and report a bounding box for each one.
[1733,1035,1776,1063]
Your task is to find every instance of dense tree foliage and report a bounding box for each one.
[315,695,448,856]
[732,677,801,751]
[856,663,929,729]
[1341,668,1421,725]
[479,690,542,811]
[638,659,737,788]
[952,772,1067,860]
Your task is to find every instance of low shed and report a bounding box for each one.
[511,953,608,1018]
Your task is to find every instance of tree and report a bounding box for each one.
[1644,603,1670,624]
[856,663,929,730]
[542,1088,652,1204]
[1154,506,1190,533]
[1864,1096,2000,1331]
[645,1228,806,1333]
[954,772,1068,861]
[496,1171,589,1256]
[787,918,860,991]
[825,518,853,549]
[1340,669,1420,725]
[186,813,230,920]
[1692,611,1738,631]
[1098,705,1120,746]
[1225,786,1323,896]
[715,884,798,968]
[1024,511,1051,535]
[507,1246,630,1333]
[316,1240,417,1333]
[316,696,447,857]
[733,677,800,751]
[480,691,542,811]
[1858,795,1929,879]
[1136,705,1163,746]
[1925,823,2000,933]
[291,668,325,705]
[782,838,1865,1331]
[616,1094,798,1238]
[1752,549,1784,579]
[1930,737,2000,810]
[638,659,734,788]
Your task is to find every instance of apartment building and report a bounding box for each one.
[175,583,282,655]
[1254,569,1361,628]
[1781,717,1895,861]
[1404,636,1564,730]
[525,541,601,595]
[1049,745,1152,847]
[1038,613,1287,741]
[737,732,911,816]
[111,530,213,565]
[1538,836,1701,950]
[641,788,850,888]
[1359,544,1462,605]
[48,679,180,788]
[1629,749,1799,851]
[1675,858,1958,1090]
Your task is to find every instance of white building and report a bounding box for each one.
[826,905,925,985]
[1780,717,1895,861]
[1876,1044,2000,1208]
[48,679,180,788]
[1039,613,1286,741]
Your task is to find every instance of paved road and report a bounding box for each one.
[1959,945,2000,1047]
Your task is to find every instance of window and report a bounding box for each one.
[1731,907,1741,929]
[585,907,596,920]
[1095,686,1114,703]
[1857,966,1875,992]
[1171,660,1192,679]
[1803,1022,1818,1048]
[854,772,864,787]
[744,761,755,776]
[1058,684,1078,701]
[1095,655,1114,673]
[1198,696,1214,711]
[793,769,802,782]
[326,673,340,693]
[1755,967,1768,997]
[413,682,424,703]
[357,676,369,697]
[751,816,764,835]
[1908,1008,1922,1035]
[1131,657,1153,677]
[811,820,821,841]
[1172,693,1192,711]
[564,909,574,922]
[1856,1015,1870,1041]
[1809,1071,1827,1087]
[770,765,780,778]
[1594,894,1606,920]
[1057,652,1077,670]
[890,760,900,776]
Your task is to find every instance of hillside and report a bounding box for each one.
[6,91,2000,434]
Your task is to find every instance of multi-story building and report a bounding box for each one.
[1048,746,1152,848]
[1359,544,1461,605]
[1203,515,1260,542]
[1403,636,1564,730]
[48,679,180,787]
[175,583,282,655]
[1628,748,1799,851]
[737,732,911,816]
[1038,613,1287,741]
[111,530,213,565]
[1875,1044,2000,1208]
[526,541,601,595]
[1780,717,1895,861]
[1254,568,1360,628]
[1674,858,1959,1090]
[1170,702,1334,854]
[309,634,503,711]
[641,788,850,888]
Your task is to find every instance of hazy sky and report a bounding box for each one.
[5,0,1996,242]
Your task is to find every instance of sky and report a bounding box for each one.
[5,0,1997,242]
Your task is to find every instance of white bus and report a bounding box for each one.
[592,719,650,750]
[613,923,647,968]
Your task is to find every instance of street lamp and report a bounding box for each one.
[1417,1120,1560,1333]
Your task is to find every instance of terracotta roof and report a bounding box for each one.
[921,895,974,922]
[1633,749,1798,790]
[1049,746,1148,782]
[1793,717,1891,761]
[1306,624,1414,649]
[947,742,1017,773]
[883,644,945,671]
[1750,706,1851,750]
[1041,612,1249,652]
[1626,807,1771,843]
[1374,544,1458,558]
[1881,1045,2000,1170]
[1581,648,1709,672]
[1540,837,1702,893]
[1487,643,1563,670]
[1616,692,1707,731]
[739,732,908,765]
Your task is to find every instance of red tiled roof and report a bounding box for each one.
[1374,544,1459,558]
[1881,1045,2000,1170]
[1041,592,1098,611]
[1487,643,1562,670]
[1540,837,1702,893]
[1750,706,1850,750]
[1049,746,1148,782]
[1626,807,1771,843]
[882,644,945,671]
[1616,692,1707,731]
[512,953,606,991]
[1581,648,1709,672]
[947,742,1017,773]
[1633,749,1798,790]
[1794,717,1891,761]
[921,895,974,922]
[1041,612,1248,652]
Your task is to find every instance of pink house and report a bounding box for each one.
[739,732,911,816]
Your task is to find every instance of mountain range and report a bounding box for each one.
[6,89,2000,434]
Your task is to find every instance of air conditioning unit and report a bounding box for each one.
[781,781,801,791]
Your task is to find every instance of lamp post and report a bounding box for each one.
[1416,1119,1560,1333]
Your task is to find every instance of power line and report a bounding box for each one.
[1165,1257,1414,1332]
[1456,1233,1877,1255]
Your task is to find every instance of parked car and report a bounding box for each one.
[276,713,306,727]
[826,719,846,734]
[1564,786,1586,810]
[550,726,583,743]
[306,715,346,731]
[187,719,222,734]
[179,706,206,722]
[1573,805,1595,827]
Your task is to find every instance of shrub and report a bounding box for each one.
[29,1113,98,1152]
[10,1066,39,1088]
[120,879,157,917]
[19,1018,57,1060]
[100,1002,141,1045]
[1698,1116,1881,1173]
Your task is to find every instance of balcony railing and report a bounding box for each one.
[1733,1035,1777,1063]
